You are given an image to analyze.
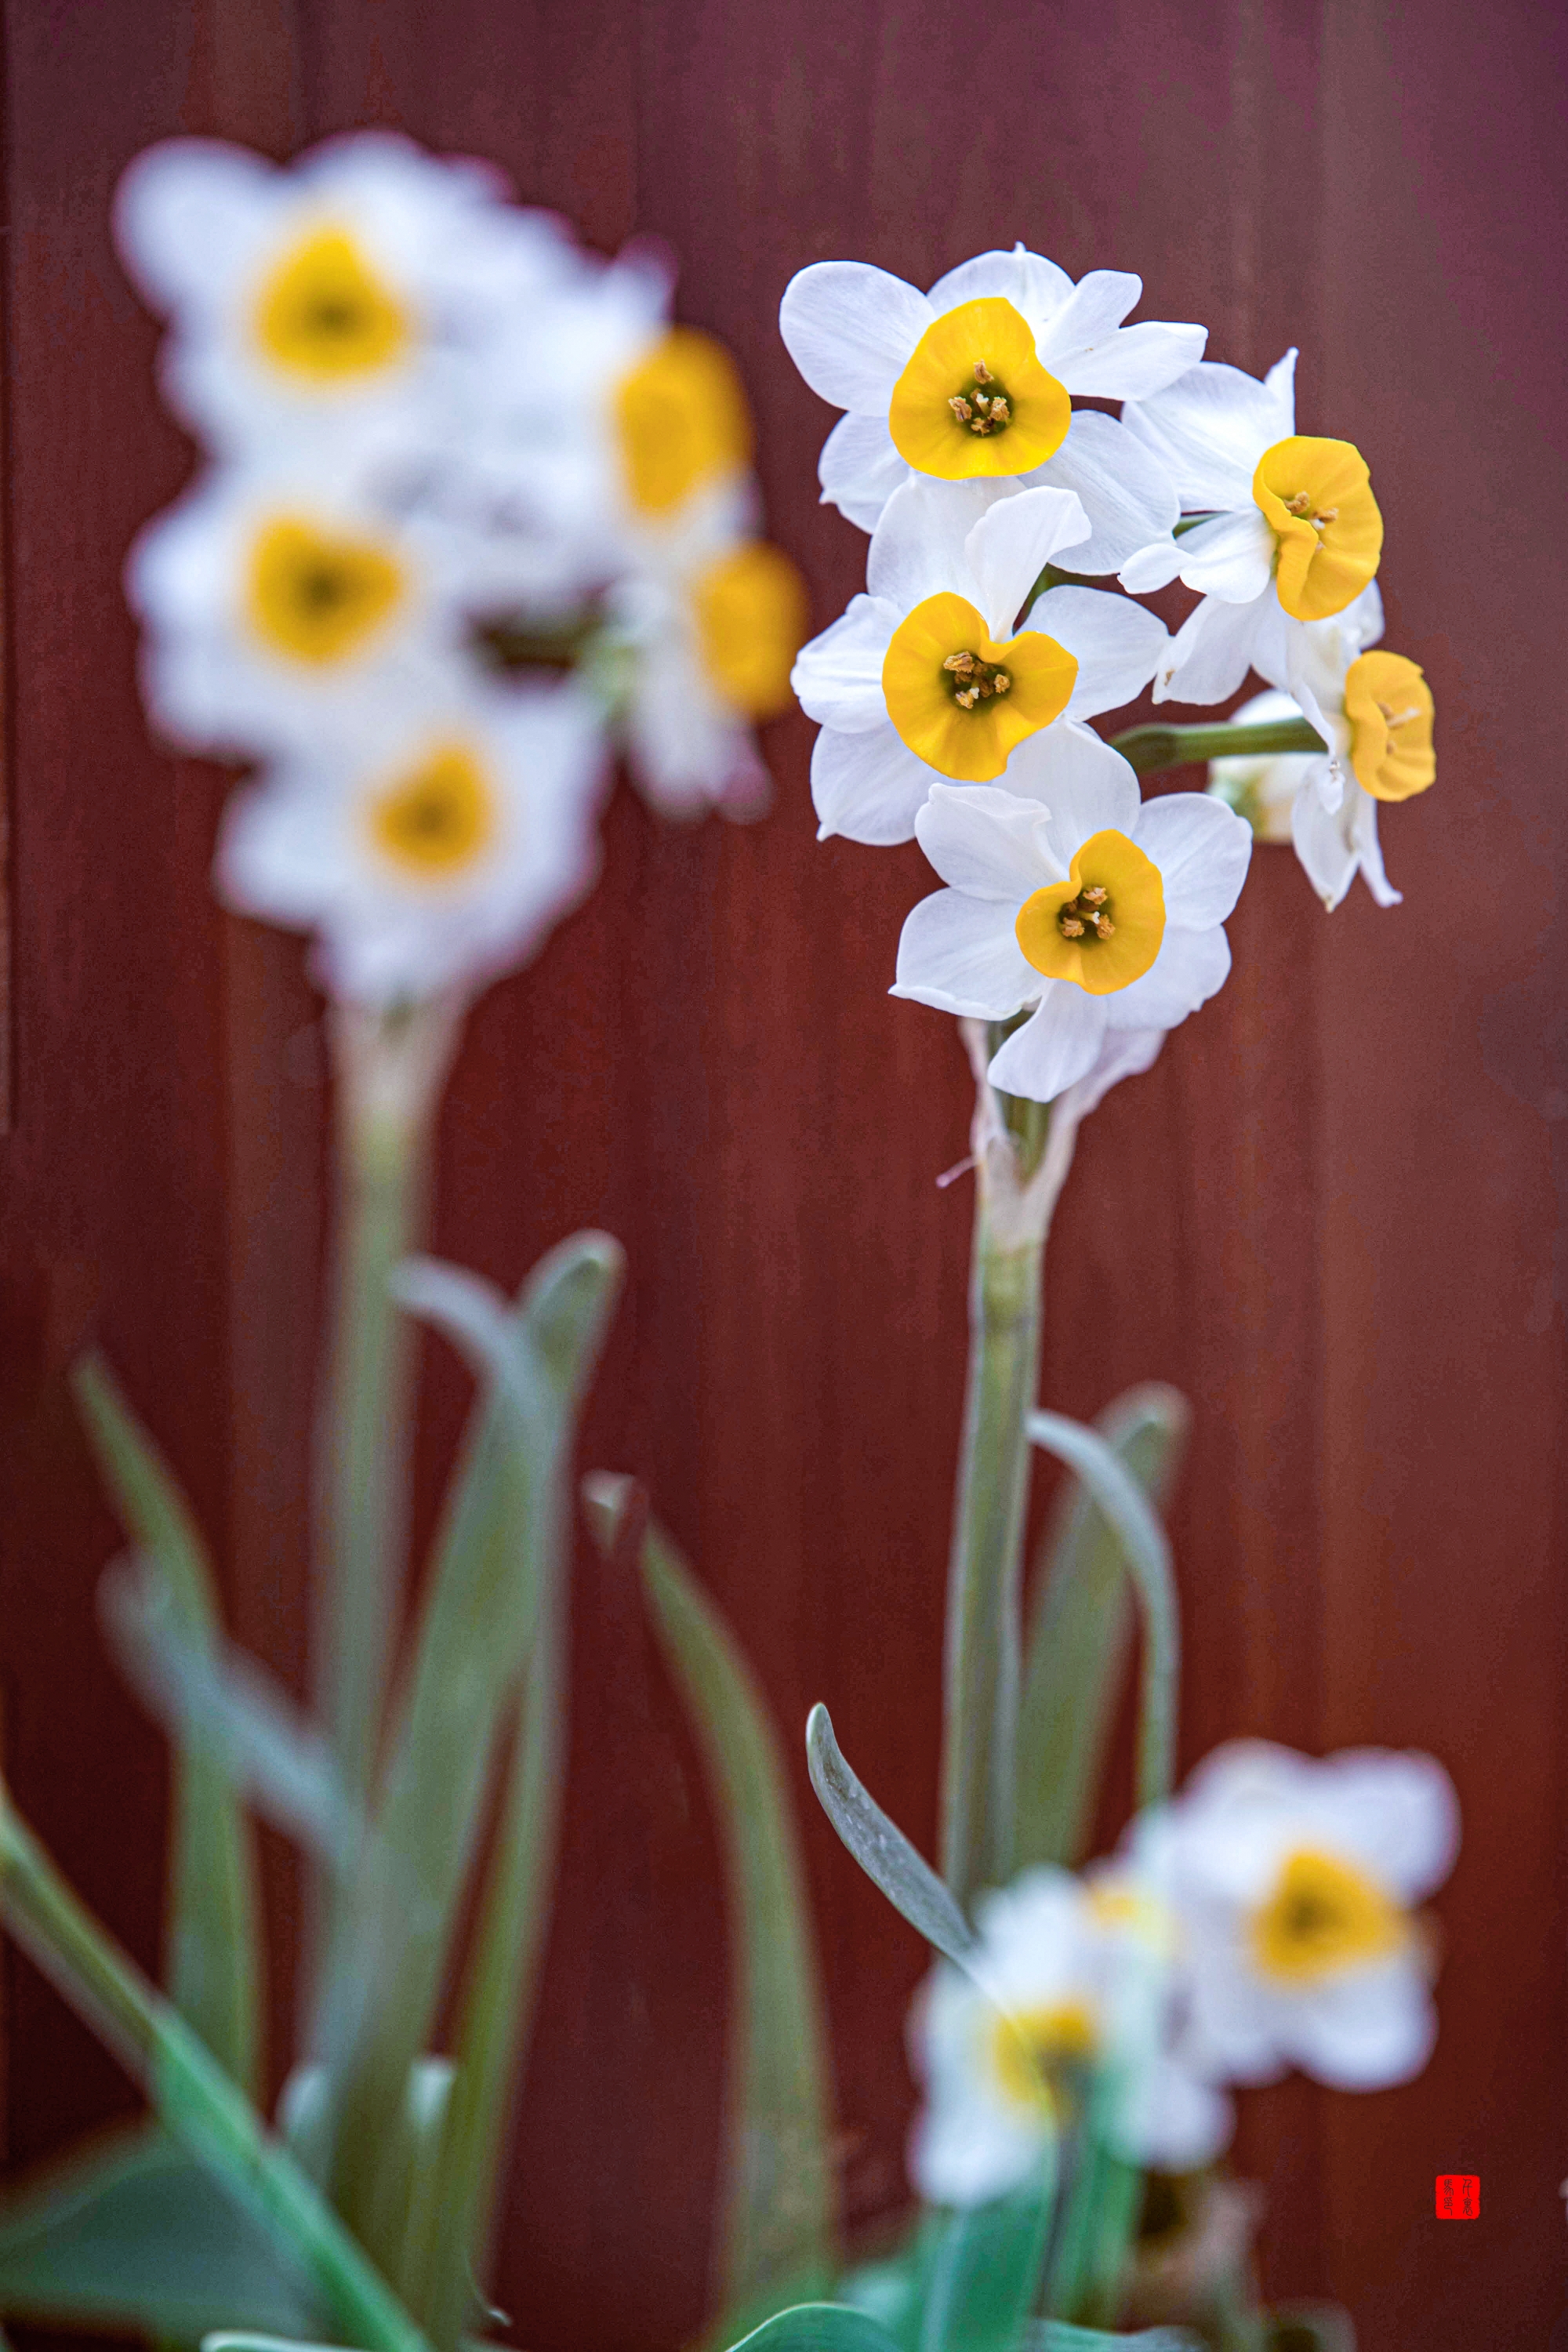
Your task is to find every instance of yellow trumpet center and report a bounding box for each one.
[882,593,1077,782]
[1250,1847,1406,1987]
[248,517,406,664]
[254,226,410,383]
[1252,436,1383,622]
[1014,829,1165,996]
[990,2002,1099,2115]
[368,744,497,880]
[692,542,808,717]
[1344,651,1436,802]
[615,328,753,517]
[888,298,1071,481]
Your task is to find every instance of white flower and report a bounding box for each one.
[893,724,1251,1103]
[127,456,468,759]
[1120,354,1385,705]
[1142,1740,1460,2093]
[793,478,1168,845]
[115,132,564,459]
[908,1868,1229,2208]
[217,684,608,1004]
[781,246,1200,567]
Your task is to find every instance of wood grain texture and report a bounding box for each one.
[1,2,1565,2347]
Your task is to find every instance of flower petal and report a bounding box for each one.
[115,137,279,313]
[927,244,1075,321]
[779,260,933,411]
[892,885,1040,1015]
[1348,786,1402,907]
[818,409,908,532]
[1154,591,1271,707]
[790,592,893,731]
[1175,506,1276,604]
[811,718,934,844]
[1004,720,1141,865]
[1028,585,1167,720]
[1105,922,1231,1030]
[1121,353,1297,508]
[964,485,1090,640]
[1059,1025,1165,1120]
[1025,409,1180,575]
[1290,775,1361,909]
[1287,1963,1436,2091]
[988,985,1109,1102]
[1314,1750,1461,1903]
[914,781,1063,897]
[1118,536,1189,595]
[1135,793,1252,927]
[1033,267,1139,365]
[1062,318,1210,401]
[867,475,992,610]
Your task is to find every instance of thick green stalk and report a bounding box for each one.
[0,1795,428,2352]
[1109,717,1326,777]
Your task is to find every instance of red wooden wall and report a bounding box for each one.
[2,2,1566,2345]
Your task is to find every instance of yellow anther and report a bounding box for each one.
[949,395,974,423]
[973,358,993,383]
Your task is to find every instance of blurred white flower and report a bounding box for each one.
[1119,354,1384,705]
[217,684,608,1004]
[115,132,563,461]
[1142,1740,1460,2092]
[127,456,466,757]
[893,724,1250,1104]
[794,479,1168,844]
[908,1867,1229,2208]
[782,246,1200,561]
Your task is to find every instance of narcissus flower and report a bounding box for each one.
[793,479,1169,844]
[782,245,1200,564]
[1120,352,1384,704]
[1140,1742,1459,2093]
[116,133,561,458]
[908,1868,1229,2207]
[1210,586,1436,910]
[127,458,464,757]
[217,686,608,1004]
[893,723,1250,1102]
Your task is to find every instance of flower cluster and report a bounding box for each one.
[118,133,804,1006]
[909,1740,1459,2205]
[782,249,1436,1105]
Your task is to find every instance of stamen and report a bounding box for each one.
[955,685,980,709]
[1080,885,1107,906]
[1377,701,1421,728]
[1057,879,1116,943]
[949,395,974,423]
[1285,490,1313,516]
[1058,914,1085,937]
[1091,912,1115,937]
[944,648,1012,707]
[988,396,1011,423]
[972,358,993,384]
[992,671,1011,695]
[943,651,977,674]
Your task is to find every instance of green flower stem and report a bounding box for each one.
[939,1197,1044,1911]
[1044,2122,1142,2326]
[314,999,461,1987]
[1109,717,1326,777]
[0,1791,429,2352]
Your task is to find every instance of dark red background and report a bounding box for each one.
[2,1,1565,2345]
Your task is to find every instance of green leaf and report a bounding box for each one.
[1027,2325,1199,2349]
[806,1705,973,1965]
[589,1479,834,2327]
[315,1233,621,2288]
[71,1353,263,2099]
[1016,1387,1188,1871]
[0,2127,324,2339]
[1023,1404,1184,1824]
[727,2305,906,2352]
[919,2179,1056,2352]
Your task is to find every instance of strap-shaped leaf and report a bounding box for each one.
[71,1354,263,2099]
[315,1232,621,2280]
[589,1478,833,2328]
[919,2180,1056,2352]
[806,1708,972,1965]
[1024,1414,1181,1817]
[1016,1388,1188,1868]
[0,2127,323,2339]
[727,2305,906,2352]
[1026,2325,1198,2350]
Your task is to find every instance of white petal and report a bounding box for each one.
[1287,1964,1436,2091]
[1135,793,1253,927]
[914,782,1062,898]
[811,720,933,845]
[114,138,278,311]
[1348,786,1403,908]
[892,887,1040,1016]
[1060,318,1210,401]
[1264,346,1299,429]
[818,410,908,532]
[1106,923,1231,1031]
[1155,593,1269,707]
[908,2090,1046,2209]
[1109,2053,1234,2170]
[779,261,932,411]
[1033,268,1140,370]
[790,593,892,731]
[1058,1026,1165,1120]
[1004,720,1140,865]
[988,986,1108,1102]
[1290,777,1360,910]
[927,244,1074,321]
[1117,536,1189,595]
[1175,507,1275,604]
[1315,1751,1460,1902]
[1026,410,1180,575]
[964,486,1090,639]
[1027,586,1167,720]
[867,476,992,610]
[1121,355,1295,508]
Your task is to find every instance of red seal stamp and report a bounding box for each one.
[1435,2174,1479,2219]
